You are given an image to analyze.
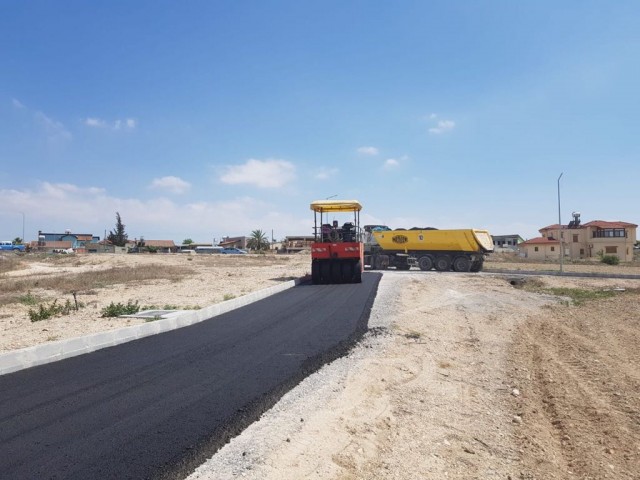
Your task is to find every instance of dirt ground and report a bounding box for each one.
[1,252,639,479]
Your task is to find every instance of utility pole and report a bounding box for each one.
[557,173,563,273]
[20,212,25,244]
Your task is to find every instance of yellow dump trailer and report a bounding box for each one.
[364,227,493,272]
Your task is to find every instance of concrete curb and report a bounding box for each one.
[0,277,308,376]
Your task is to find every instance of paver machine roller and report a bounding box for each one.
[310,199,363,284]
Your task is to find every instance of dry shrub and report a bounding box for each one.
[0,255,26,274]
[510,277,546,289]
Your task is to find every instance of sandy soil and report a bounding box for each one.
[2,252,639,479]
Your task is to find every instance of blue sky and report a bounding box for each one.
[1,1,639,244]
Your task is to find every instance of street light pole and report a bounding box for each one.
[557,173,563,273]
[20,212,25,244]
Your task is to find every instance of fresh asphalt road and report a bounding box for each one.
[0,273,381,480]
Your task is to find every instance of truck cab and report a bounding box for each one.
[0,241,25,252]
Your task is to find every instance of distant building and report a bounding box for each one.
[518,236,560,261]
[492,234,524,250]
[142,240,177,253]
[519,213,637,262]
[31,230,100,253]
[219,236,247,249]
[281,235,314,253]
[128,239,178,253]
[92,241,122,254]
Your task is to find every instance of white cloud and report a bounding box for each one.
[357,146,379,156]
[85,117,107,128]
[0,183,309,242]
[40,182,106,199]
[149,176,191,194]
[34,111,72,142]
[114,118,137,130]
[315,167,339,180]
[85,117,137,131]
[429,113,437,119]
[383,158,400,169]
[10,101,71,143]
[220,158,296,188]
[429,119,455,135]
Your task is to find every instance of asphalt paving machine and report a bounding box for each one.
[310,199,363,284]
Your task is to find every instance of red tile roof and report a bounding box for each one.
[582,220,638,228]
[540,220,637,231]
[520,236,559,245]
[144,240,176,248]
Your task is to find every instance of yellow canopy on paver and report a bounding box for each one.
[309,200,362,213]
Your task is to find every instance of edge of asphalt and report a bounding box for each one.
[483,268,640,280]
[0,276,309,376]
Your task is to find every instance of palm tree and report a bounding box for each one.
[247,229,269,251]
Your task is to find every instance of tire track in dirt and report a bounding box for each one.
[509,292,640,479]
[320,274,553,479]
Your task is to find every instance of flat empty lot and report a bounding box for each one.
[1,253,639,479]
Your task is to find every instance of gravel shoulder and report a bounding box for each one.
[2,253,639,479]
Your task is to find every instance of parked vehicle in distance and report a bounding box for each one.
[220,247,247,254]
[195,246,224,254]
[179,249,196,254]
[0,241,25,252]
[52,248,74,254]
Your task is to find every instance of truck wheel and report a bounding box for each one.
[434,255,451,271]
[353,261,362,283]
[374,255,388,270]
[311,261,321,284]
[417,255,433,271]
[453,256,471,272]
[321,262,331,284]
[470,259,484,272]
[341,262,353,283]
[331,262,343,284]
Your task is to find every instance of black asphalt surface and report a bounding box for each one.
[0,273,381,480]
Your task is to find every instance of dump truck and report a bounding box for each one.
[310,200,363,284]
[364,226,493,272]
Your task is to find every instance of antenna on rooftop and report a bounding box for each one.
[568,212,581,228]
